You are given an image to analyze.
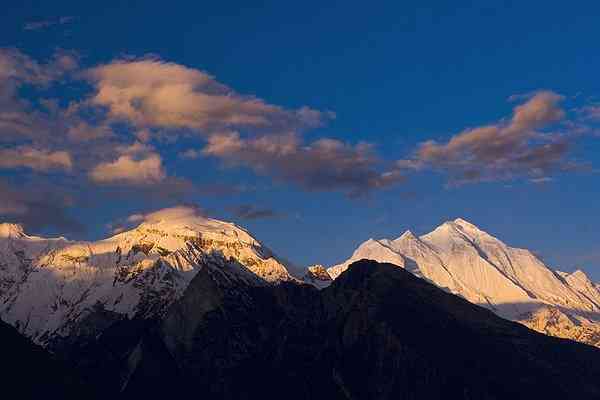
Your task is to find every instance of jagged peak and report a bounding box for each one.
[394,230,417,242]
[360,237,400,250]
[0,223,26,238]
[306,264,332,280]
[426,218,495,242]
[569,269,591,281]
[308,264,327,272]
[450,218,482,232]
[352,238,381,254]
[453,217,475,225]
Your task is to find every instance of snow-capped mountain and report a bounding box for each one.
[0,207,291,346]
[327,218,600,347]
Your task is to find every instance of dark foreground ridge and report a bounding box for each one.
[0,319,85,398]
[7,259,600,399]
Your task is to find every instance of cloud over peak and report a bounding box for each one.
[108,205,206,234]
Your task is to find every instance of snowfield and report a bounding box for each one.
[0,210,291,346]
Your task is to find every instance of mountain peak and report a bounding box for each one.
[431,218,489,240]
[569,269,591,282]
[133,207,223,230]
[399,229,416,239]
[110,206,260,248]
[303,264,333,288]
[0,223,26,238]
[395,230,417,241]
[360,238,380,247]
[451,218,480,230]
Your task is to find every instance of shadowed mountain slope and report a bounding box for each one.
[58,259,600,399]
[0,318,86,399]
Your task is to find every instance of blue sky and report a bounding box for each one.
[2,1,600,277]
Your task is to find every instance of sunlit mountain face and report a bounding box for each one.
[329,218,600,347]
[2,2,600,398]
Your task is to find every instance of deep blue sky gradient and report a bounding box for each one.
[2,1,600,276]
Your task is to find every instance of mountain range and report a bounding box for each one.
[2,212,600,397]
[6,256,600,399]
[327,218,600,347]
[0,209,290,349]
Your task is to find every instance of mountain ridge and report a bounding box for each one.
[0,207,292,347]
[327,218,600,347]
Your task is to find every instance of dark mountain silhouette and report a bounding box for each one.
[47,259,600,399]
[0,318,85,399]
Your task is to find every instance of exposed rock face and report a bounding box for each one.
[327,218,600,347]
[53,260,600,399]
[0,215,291,347]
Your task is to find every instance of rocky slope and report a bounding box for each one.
[0,207,291,348]
[51,260,600,399]
[327,218,600,347]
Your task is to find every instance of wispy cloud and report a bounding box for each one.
[0,179,83,234]
[23,16,76,31]
[577,104,600,123]
[203,132,405,197]
[178,148,201,160]
[106,205,205,234]
[0,146,72,172]
[529,176,553,184]
[397,91,583,185]
[0,48,79,144]
[230,204,281,220]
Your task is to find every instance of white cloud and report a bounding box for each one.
[84,59,331,134]
[108,205,205,234]
[89,153,166,184]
